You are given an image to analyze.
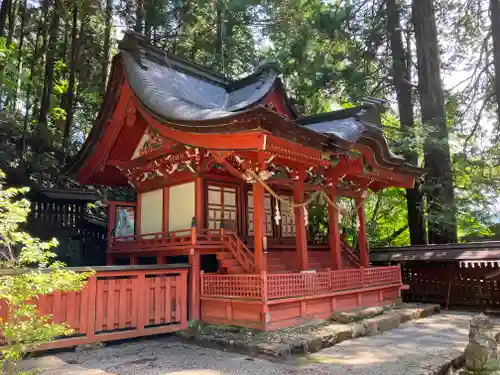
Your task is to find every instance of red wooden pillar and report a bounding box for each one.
[294,177,309,271]
[356,197,369,268]
[253,181,265,273]
[189,224,200,320]
[195,176,204,228]
[327,194,343,270]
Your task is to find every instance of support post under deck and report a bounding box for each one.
[328,194,343,270]
[253,181,265,273]
[294,176,309,271]
[356,197,369,268]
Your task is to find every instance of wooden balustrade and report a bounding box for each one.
[0,265,189,351]
[200,265,405,330]
[201,266,402,301]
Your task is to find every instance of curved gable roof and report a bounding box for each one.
[119,31,281,121]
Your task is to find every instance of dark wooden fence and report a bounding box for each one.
[25,188,108,266]
[371,243,500,310]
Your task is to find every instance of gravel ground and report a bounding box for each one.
[20,312,485,375]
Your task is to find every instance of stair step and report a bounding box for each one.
[226,266,245,274]
[216,252,234,260]
[219,258,239,267]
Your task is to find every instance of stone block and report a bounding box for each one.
[352,323,367,338]
[362,319,379,336]
[374,313,401,333]
[257,343,291,357]
[330,311,356,324]
[359,306,385,320]
[300,335,323,353]
[465,342,489,371]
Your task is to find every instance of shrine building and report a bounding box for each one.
[68,31,424,330]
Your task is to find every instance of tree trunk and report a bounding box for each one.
[0,0,11,37]
[490,0,500,130]
[387,0,427,245]
[5,0,16,46]
[135,0,143,33]
[12,0,27,110]
[31,0,49,119]
[101,0,112,95]
[19,3,44,165]
[216,0,224,73]
[412,0,457,243]
[38,0,60,125]
[62,2,78,155]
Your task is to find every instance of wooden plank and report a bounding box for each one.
[95,278,105,332]
[154,276,162,325]
[52,292,62,324]
[118,278,128,329]
[106,278,116,331]
[165,277,172,323]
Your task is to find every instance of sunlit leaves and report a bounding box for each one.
[0,170,91,373]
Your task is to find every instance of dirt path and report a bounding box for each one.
[21,312,480,375]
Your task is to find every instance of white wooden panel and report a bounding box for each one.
[140,188,163,235]
[169,182,195,231]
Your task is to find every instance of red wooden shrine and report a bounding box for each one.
[69,31,424,330]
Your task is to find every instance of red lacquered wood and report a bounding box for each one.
[294,174,309,270]
[0,267,189,351]
[252,181,265,272]
[327,193,343,270]
[356,197,369,267]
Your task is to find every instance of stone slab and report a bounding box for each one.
[181,303,441,358]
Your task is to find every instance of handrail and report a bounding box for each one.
[341,241,360,266]
[224,232,255,273]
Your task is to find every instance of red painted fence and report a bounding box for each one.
[0,265,189,350]
[200,266,404,330]
[201,266,402,300]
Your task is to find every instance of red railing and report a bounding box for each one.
[0,265,189,351]
[201,266,403,300]
[111,229,195,251]
[202,273,262,299]
[224,231,255,273]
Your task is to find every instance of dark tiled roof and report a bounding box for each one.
[68,31,425,182]
[119,31,280,121]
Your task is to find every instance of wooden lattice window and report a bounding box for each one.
[207,184,238,231]
[280,195,296,237]
[247,191,273,236]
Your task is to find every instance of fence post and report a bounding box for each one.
[361,267,366,288]
[326,268,331,290]
[200,271,205,297]
[261,271,268,303]
[136,271,146,332]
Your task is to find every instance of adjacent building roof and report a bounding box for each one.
[370,242,500,264]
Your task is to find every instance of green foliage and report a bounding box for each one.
[0,170,91,375]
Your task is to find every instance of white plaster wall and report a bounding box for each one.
[140,188,163,235]
[169,181,195,231]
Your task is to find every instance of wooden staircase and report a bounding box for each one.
[216,233,360,274]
